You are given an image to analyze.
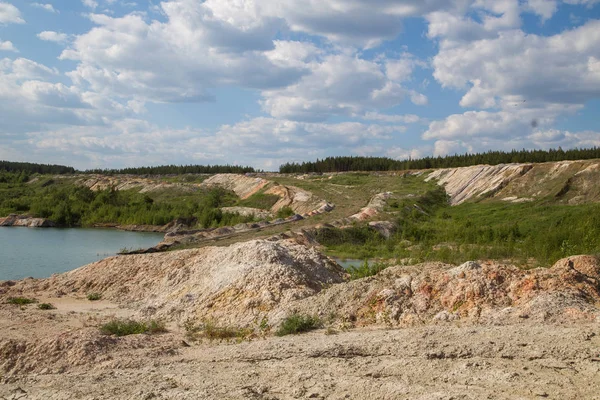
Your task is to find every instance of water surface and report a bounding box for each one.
[0,227,163,280]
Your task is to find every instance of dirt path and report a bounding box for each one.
[1,323,599,400]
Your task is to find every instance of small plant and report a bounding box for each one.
[87,293,102,301]
[6,297,37,305]
[100,319,167,337]
[38,303,56,310]
[347,260,388,280]
[276,314,322,336]
[183,319,252,342]
[203,322,252,341]
[276,206,295,219]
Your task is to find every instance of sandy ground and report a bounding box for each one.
[1,303,599,400]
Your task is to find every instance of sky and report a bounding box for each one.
[0,0,599,170]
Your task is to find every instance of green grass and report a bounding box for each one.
[276,206,295,219]
[318,186,600,268]
[347,260,389,280]
[276,314,322,336]
[87,293,102,301]
[38,303,56,310]
[100,319,167,336]
[6,297,37,305]
[183,319,253,341]
[237,192,280,210]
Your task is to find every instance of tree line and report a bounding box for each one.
[84,164,256,175]
[279,147,600,173]
[0,161,75,175]
[1,160,256,176]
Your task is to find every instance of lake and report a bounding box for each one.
[0,227,164,281]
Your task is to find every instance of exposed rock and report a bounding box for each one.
[350,192,392,221]
[221,207,273,220]
[282,255,600,327]
[0,215,55,228]
[427,160,600,205]
[201,174,269,199]
[4,240,347,327]
[368,221,397,238]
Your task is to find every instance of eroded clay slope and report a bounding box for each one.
[3,240,346,327]
[202,173,333,215]
[426,160,600,205]
[282,255,600,327]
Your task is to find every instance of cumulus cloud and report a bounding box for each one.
[261,52,427,121]
[32,3,58,13]
[363,112,424,124]
[37,31,69,43]
[433,20,600,109]
[60,7,305,103]
[0,2,24,24]
[0,40,16,52]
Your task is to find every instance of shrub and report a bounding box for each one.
[6,297,37,305]
[183,319,252,342]
[348,260,389,280]
[276,314,322,336]
[100,319,167,337]
[38,303,56,310]
[87,293,102,301]
[276,206,295,219]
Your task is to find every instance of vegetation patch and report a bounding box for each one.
[237,192,280,210]
[87,293,102,301]
[347,260,389,280]
[183,319,253,342]
[100,319,167,337]
[6,297,37,305]
[276,206,295,219]
[38,303,56,310]
[276,314,322,336]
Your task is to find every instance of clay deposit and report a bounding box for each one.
[427,160,600,205]
[1,238,600,398]
[1,247,600,398]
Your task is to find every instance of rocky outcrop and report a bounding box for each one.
[201,174,268,199]
[282,255,600,327]
[77,175,196,194]
[426,164,532,205]
[0,215,55,228]
[349,192,392,220]
[426,160,600,205]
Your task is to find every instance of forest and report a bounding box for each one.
[279,147,600,173]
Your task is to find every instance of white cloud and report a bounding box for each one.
[32,3,58,13]
[0,40,16,52]
[0,2,24,24]
[432,20,600,110]
[37,31,69,43]
[60,8,305,103]
[82,0,98,9]
[261,52,427,121]
[363,111,423,124]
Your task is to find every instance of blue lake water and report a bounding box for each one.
[0,227,163,280]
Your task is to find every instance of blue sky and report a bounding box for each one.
[0,0,599,170]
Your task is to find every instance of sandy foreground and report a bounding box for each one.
[1,298,599,400]
[2,240,600,399]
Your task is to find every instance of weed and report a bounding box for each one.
[100,319,167,336]
[6,297,37,305]
[38,303,56,310]
[87,293,102,301]
[347,260,389,280]
[183,319,252,342]
[276,206,295,219]
[276,314,322,336]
